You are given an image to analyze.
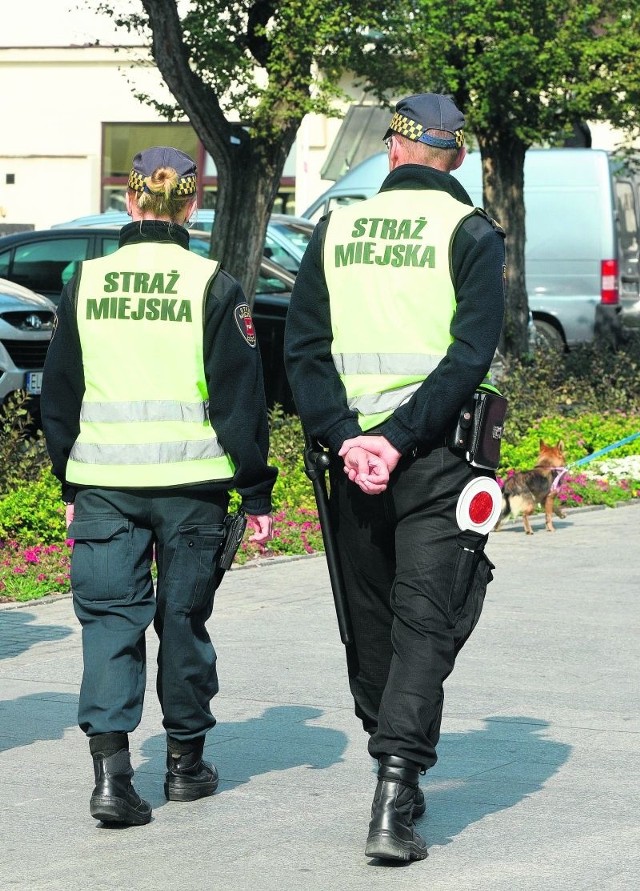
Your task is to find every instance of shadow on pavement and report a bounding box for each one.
[0,608,73,660]
[139,704,348,807]
[424,716,571,847]
[0,692,78,753]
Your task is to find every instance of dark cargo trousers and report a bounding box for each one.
[68,487,229,743]
[329,445,495,769]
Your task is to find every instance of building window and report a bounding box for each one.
[102,123,201,211]
[101,123,296,214]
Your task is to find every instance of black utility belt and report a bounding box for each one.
[446,390,508,470]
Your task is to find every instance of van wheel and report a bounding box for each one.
[534,320,565,352]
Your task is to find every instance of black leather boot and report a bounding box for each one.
[365,755,428,861]
[90,748,152,826]
[164,740,219,802]
[413,786,426,819]
[370,750,426,819]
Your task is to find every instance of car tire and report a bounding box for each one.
[534,319,565,352]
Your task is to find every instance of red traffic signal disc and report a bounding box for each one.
[456,477,502,534]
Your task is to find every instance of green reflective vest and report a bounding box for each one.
[66,241,236,487]
[323,189,496,429]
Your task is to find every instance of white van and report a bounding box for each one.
[303,148,640,348]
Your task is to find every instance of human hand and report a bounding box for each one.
[246,513,273,544]
[65,503,75,529]
[341,446,389,494]
[339,436,402,475]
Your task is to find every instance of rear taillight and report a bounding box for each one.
[601,259,619,305]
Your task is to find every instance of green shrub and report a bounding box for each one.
[0,469,66,546]
[499,412,640,472]
[1,342,639,577]
[0,391,50,497]
[497,337,640,471]
[267,406,317,512]
[229,405,316,513]
[497,338,640,439]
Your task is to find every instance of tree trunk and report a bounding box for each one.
[211,134,296,305]
[476,135,531,358]
[140,0,301,308]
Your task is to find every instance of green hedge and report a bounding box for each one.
[2,339,640,544]
[499,412,640,471]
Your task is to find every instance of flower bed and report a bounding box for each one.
[0,540,72,602]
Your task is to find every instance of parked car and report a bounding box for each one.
[0,227,297,412]
[52,211,315,277]
[303,148,640,349]
[0,277,55,410]
[0,228,121,304]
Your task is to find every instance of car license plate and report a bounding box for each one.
[25,372,43,395]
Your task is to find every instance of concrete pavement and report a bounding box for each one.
[1,502,639,890]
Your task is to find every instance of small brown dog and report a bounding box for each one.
[496,440,567,534]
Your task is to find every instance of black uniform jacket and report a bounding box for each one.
[41,221,277,515]
[284,163,506,456]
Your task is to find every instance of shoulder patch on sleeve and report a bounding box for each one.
[462,209,505,243]
[234,303,257,347]
[475,207,505,236]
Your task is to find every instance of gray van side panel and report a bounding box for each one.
[303,149,620,346]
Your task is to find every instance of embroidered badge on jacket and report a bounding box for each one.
[234,303,257,347]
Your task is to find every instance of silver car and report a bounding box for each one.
[0,277,55,406]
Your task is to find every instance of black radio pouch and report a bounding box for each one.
[218,511,248,571]
[447,390,508,470]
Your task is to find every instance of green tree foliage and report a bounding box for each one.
[95,0,390,302]
[350,1,640,355]
[94,2,640,354]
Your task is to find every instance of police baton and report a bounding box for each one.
[302,431,353,646]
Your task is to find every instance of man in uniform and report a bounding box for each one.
[284,94,505,861]
[42,146,276,826]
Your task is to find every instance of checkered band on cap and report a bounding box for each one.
[174,174,197,196]
[127,170,197,196]
[388,112,424,142]
[128,170,146,193]
[388,111,465,149]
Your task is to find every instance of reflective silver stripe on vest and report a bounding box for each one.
[347,382,422,416]
[333,353,442,376]
[79,400,209,423]
[69,438,225,465]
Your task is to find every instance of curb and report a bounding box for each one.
[2,502,638,611]
[0,551,325,611]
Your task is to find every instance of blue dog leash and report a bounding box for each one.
[568,430,640,469]
[552,430,640,489]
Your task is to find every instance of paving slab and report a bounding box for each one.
[1,502,639,890]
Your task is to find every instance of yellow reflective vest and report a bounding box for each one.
[323,189,496,430]
[66,240,236,487]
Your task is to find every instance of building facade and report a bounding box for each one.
[0,1,634,233]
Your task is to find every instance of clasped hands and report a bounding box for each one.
[338,436,402,495]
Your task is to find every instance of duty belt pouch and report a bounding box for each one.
[218,511,248,571]
[447,391,508,470]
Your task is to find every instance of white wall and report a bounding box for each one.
[0,45,176,228]
[1,1,636,227]
[0,1,179,229]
